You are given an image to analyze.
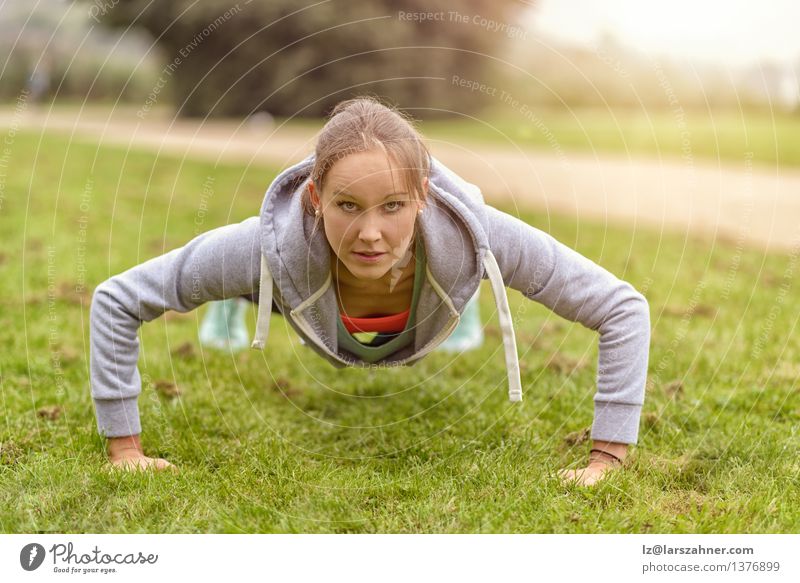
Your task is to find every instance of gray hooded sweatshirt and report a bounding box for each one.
[90,153,650,443]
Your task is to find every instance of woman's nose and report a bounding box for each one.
[357,213,382,242]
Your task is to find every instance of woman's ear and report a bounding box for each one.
[308,182,320,209]
[419,177,429,210]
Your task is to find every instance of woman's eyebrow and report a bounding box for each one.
[332,190,407,199]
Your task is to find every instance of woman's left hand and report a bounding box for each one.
[557,459,621,486]
[557,441,627,486]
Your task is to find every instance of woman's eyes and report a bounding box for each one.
[384,200,406,212]
[338,201,359,212]
[337,200,406,213]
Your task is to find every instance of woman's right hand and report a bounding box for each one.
[107,434,177,472]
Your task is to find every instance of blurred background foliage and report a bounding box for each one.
[0,0,160,103]
[93,0,524,117]
[2,0,796,118]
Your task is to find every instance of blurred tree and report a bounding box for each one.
[95,0,527,118]
[0,0,159,103]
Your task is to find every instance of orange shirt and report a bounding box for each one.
[340,308,410,335]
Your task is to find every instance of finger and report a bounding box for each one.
[578,467,609,487]
[109,458,140,472]
[576,473,590,485]
[127,458,151,471]
[560,467,593,485]
[112,457,155,472]
[558,469,579,483]
[585,472,604,486]
[154,458,178,472]
[135,457,167,471]
[108,459,139,472]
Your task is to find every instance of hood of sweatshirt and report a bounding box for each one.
[252,152,522,401]
[258,152,489,307]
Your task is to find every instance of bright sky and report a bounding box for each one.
[529,0,800,68]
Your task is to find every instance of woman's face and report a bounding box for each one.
[309,149,426,282]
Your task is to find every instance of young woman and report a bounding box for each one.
[90,96,651,487]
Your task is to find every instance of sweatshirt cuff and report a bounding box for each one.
[93,397,142,438]
[591,401,642,444]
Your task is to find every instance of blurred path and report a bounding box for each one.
[3,106,799,252]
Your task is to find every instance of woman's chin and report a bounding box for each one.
[348,265,388,280]
[344,259,390,280]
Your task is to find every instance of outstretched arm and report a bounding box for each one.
[90,216,262,443]
[484,205,651,481]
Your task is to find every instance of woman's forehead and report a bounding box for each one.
[325,150,403,193]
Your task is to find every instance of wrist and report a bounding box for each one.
[107,435,143,457]
[589,440,628,466]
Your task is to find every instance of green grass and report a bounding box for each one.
[418,107,800,168]
[1,131,798,533]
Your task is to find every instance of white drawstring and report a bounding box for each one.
[251,253,273,350]
[482,250,523,402]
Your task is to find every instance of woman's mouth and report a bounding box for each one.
[353,251,386,263]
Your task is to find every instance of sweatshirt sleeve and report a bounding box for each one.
[483,205,651,444]
[89,216,262,438]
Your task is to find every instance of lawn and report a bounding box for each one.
[419,107,800,168]
[0,131,798,533]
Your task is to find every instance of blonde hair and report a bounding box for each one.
[303,95,431,216]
